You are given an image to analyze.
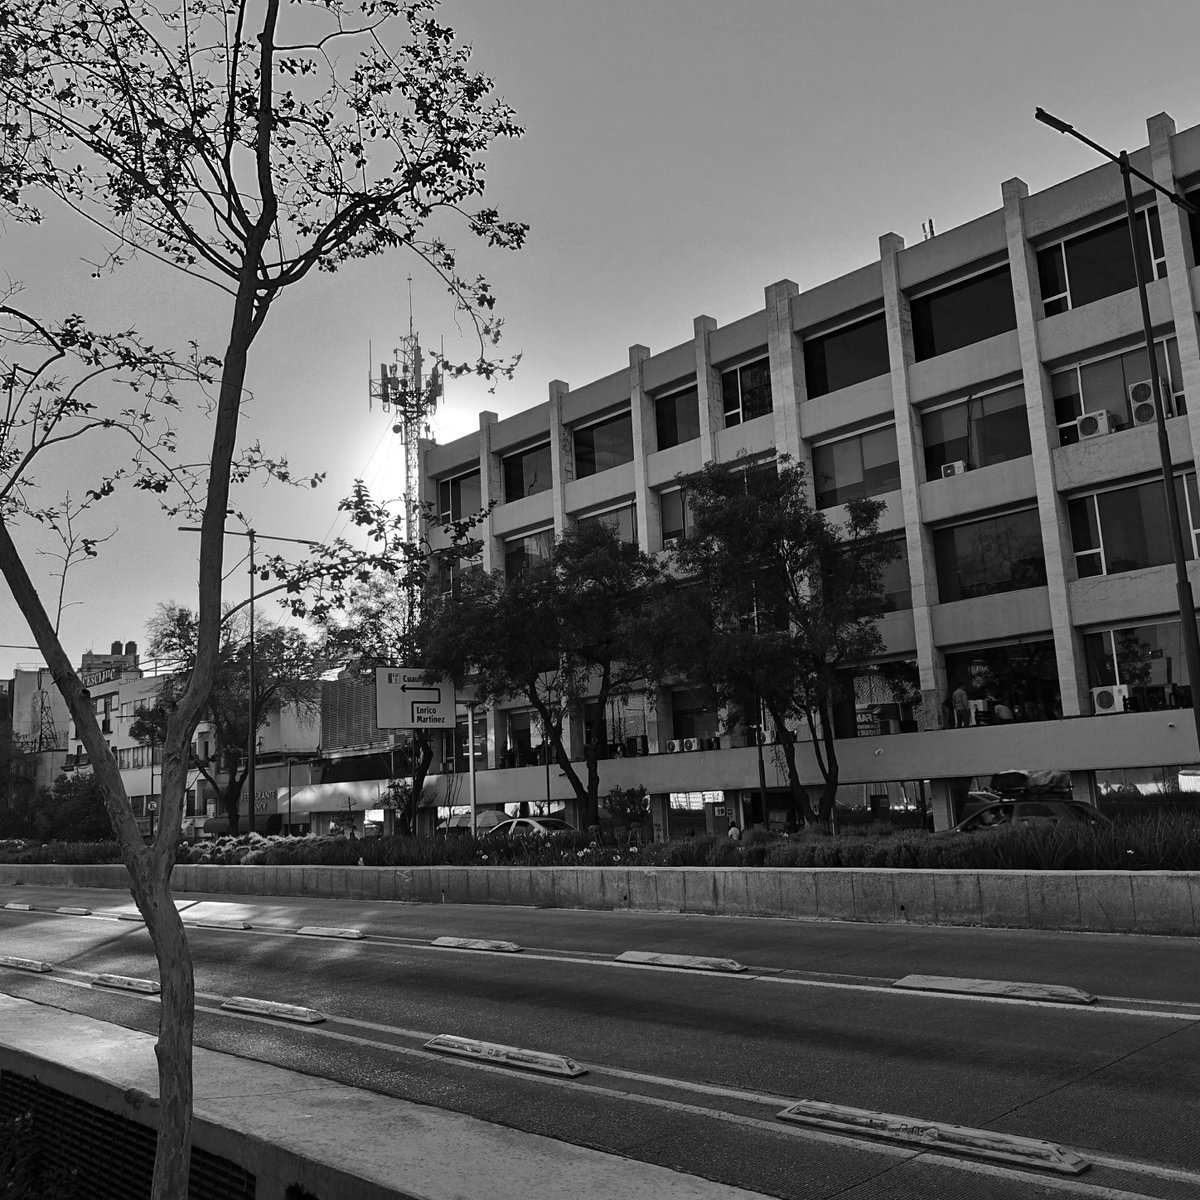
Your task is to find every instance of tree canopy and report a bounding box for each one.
[423,521,667,828]
[664,455,895,823]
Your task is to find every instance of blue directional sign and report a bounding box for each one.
[375,667,455,729]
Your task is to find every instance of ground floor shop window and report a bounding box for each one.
[943,640,1061,726]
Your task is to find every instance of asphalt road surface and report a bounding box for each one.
[2,883,1199,1200]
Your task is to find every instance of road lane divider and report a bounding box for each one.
[92,974,160,994]
[424,1034,586,1076]
[55,906,91,916]
[777,1099,1089,1174]
[185,919,251,930]
[615,951,745,973]
[431,936,521,953]
[894,974,1096,1005]
[0,956,51,973]
[221,997,325,1023]
[3,903,34,911]
[296,926,364,939]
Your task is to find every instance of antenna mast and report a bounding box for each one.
[368,276,443,545]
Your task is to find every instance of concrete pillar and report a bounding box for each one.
[629,343,655,549]
[879,232,944,726]
[547,381,571,536]
[1002,178,1090,717]
[927,778,956,832]
[477,411,500,573]
[765,279,805,462]
[1147,113,1200,459]
[650,792,670,841]
[694,315,722,463]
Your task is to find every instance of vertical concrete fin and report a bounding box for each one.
[548,380,571,536]
[765,279,804,463]
[629,344,654,550]
[694,315,721,463]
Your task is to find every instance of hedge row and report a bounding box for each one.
[4,814,1200,870]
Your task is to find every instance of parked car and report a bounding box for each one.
[943,798,1111,834]
[483,817,578,838]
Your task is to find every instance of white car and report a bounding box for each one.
[483,817,577,838]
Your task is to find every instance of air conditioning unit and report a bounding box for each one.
[666,739,683,753]
[683,737,702,752]
[756,730,773,745]
[941,460,968,478]
[1129,378,1171,426]
[1076,410,1118,439]
[663,535,682,549]
[1091,684,1130,715]
[440,760,455,774]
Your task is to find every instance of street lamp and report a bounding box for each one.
[178,525,319,831]
[1034,109,1200,758]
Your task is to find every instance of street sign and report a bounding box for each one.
[147,801,158,812]
[376,667,455,729]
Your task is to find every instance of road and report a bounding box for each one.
[2,883,1199,1199]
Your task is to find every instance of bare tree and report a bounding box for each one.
[0,2,524,1194]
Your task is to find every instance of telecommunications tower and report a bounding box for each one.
[369,285,442,543]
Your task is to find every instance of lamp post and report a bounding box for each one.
[286,755,297,836]
[178,525,319,832]
[1034,109,1200,758]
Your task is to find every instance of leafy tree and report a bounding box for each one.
[32,770,114,841]
[605,783,649,837]
[133,605,324,834]
[0,0,524,1192]
[664,456,895,824]
[423,522,666,828]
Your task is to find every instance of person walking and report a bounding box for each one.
[726,819,742,841]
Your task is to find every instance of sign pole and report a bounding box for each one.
[467,704,477,838]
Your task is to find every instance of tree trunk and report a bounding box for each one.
[769,719,819,824]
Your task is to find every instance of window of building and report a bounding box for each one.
[502,443,552,502]
[812,426,900,509]
[669,685,720,741]
[832,659,922,738]
[576,502,637,545]
[574,411,633,478]
[1068,473,1200,577]
[449,708,488,772]
[933,509,1047,602]
[803,312,890,398]
[437,468,481,522]
[943,639,1061,723]
[1051,337,1184,445]
[659,487,693,545]
[1084,621,1193,711]
[1037,208,1164,317]
[721,357,772,427]
[503,528,553,579]
[654,386,700,450]
[880,538,912,611]
[922,385,1030,479]
[910,266,1016,361]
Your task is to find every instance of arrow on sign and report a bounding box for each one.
[400,684,441,701]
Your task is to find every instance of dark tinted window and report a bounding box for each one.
[911,267,1016,361]
[574,413,634,477]
[803,313,890,398]
[721,358,773,426]
[503,444,552,502]
[934,509,1046,601]
[812,427,900,509]
[655,387,700,449]
[922,386,1030,479]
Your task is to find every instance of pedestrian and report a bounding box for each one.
[993,698,1015,723]
[726,819,742,841]
[951,684,971,728]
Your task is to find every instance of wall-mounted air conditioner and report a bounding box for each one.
[1076,410,1118,439]
[666,739,683,753]
[663,535,682,550]
[1091,684,1130,715]
[941,460,968,478]
[682,737,701,752]
[1129,379,1171,426]
[440,760,455,774]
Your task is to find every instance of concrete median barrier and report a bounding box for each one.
[2,862,1197,935]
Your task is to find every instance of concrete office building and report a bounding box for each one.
[420,111,1200,833]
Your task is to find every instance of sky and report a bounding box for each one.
[6,0,1200,680]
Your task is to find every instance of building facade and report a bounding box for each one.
[418,111,1200,833]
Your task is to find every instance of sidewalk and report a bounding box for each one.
[0,994,770,1200]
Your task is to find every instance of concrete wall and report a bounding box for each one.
[5,862,1196,936]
